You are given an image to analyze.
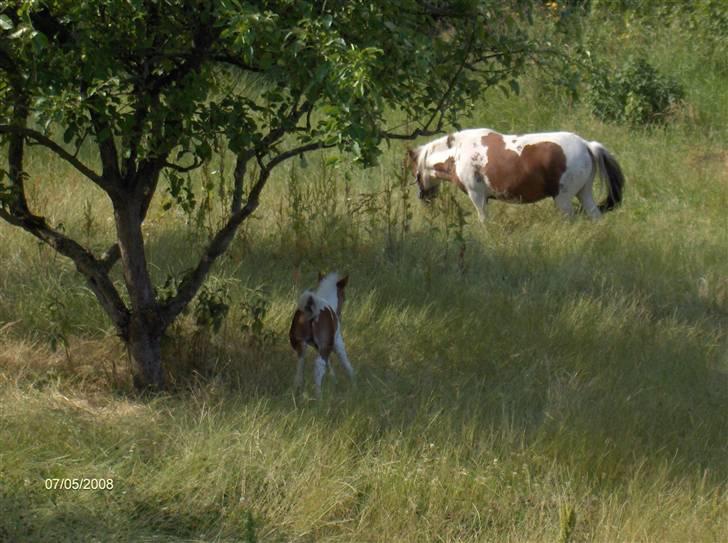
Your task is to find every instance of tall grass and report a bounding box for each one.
[2,7,727,542]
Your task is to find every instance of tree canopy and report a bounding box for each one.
[0,0,538,388]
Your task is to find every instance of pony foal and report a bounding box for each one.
[289,272,354,397]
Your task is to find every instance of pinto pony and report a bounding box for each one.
[406,128,624,220]
[289,272,354,397]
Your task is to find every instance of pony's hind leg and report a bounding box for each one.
[577,183,602,220]
[553,192,575,218]
[313,355,328,398]
[334,330,355,383]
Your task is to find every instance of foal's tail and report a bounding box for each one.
[298,291,323,320]
[587,141,625,213]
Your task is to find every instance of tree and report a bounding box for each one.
[0,0,536,390]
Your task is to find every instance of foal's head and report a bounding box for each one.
[318,271,349,316]
[405,147,440,202]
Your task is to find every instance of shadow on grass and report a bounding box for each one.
[195,222,728,486]
[4,213,727,503]
[0,487,265,542]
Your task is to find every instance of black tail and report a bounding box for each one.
[590,142,625,213]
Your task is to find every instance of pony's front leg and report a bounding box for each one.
[334,330,355,383]
[467,187,488,223]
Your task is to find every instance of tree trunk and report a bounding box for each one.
[113,196,165,390]
[128,313,164,390]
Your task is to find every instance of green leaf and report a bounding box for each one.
[32,31,49,52]
[0,15,13,31]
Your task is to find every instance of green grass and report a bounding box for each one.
[2,10,728,543]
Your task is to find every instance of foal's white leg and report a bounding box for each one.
[334,330,355,382]
[313,355,327,398]
[467,187,488,223]
[577,184,602,220]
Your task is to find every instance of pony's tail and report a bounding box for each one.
[588,141,625,213]
[297,291,321,320]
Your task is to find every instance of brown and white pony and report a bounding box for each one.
[406,128,624,220]
[289,272,354,397]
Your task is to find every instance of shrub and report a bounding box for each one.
[586,56,684,126]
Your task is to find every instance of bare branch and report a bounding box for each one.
[230,153,250,215]
[265,140,336,171]
[159,166,270,328]
[421,23,478,133]
[88,108,122,184]
[380,126,446,141]
[0,125,105,187]
[163,157,203,173]
[159,136,332,328]
[0,208,129,334]
[381,24,485,142]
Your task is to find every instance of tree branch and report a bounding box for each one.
[380,23,481,142]
[421,23,477,132]
[230,153,250,215]
[159,136,333,328]
[159,166,270,328]
[163,157,203,173]
[265,140,336,171]
[88,107,122,184]
[0,208,129,335]
[0,125,105,188]
[147,17,221,95]
[380,126,445,141]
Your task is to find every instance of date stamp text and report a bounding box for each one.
[44,478,114,491]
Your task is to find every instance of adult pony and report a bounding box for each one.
[289,272,354,397]
[406,128,624,220]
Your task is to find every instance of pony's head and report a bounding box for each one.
[318,271,349,316]
[406,147,440,202]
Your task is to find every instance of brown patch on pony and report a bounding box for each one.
[289,309,310,356]
[289,306,338,359]
[432,156,467,193]
[481,133,566,202]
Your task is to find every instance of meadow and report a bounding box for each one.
[1,6,727,542]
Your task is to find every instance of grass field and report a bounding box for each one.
[1,7,727,542]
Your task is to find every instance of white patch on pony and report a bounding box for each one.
[314,272,342,310]
[297,272,342,319]
[334,329,355,381]
[313,355,327,398]
[297,291,326,319]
